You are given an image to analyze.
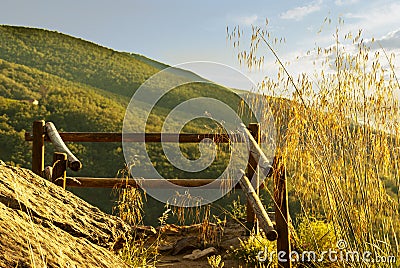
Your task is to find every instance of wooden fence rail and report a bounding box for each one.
[25,120,291,267]
[55,177,248,189]
[25,130,244,143]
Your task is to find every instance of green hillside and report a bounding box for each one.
[0,25,157,97]
[0,25,251,219]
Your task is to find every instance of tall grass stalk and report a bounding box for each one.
[229,19,400,267]
[113,165,162,267]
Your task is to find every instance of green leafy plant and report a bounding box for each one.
[296,217,337,252]
[228,195,247,220]
[229,231,276,267]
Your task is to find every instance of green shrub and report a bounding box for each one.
[229,231,276,267]
[296,217,337,252]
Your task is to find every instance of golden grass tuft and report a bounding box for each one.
[228,18,400,267]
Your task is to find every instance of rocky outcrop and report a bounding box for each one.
[0,161,129,267]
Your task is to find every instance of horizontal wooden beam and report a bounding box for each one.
[55,177,262,189]
[25,132,246,143]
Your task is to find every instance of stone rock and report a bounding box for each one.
[0,164,130,267]
[183,247,217,260]
[218,236,246,251]
[158,243,174,251]
[171,236,201,255]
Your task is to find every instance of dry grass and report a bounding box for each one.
[113,165,159,267]
[114,18,400,268]
[228,18,400,267]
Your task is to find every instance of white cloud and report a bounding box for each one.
[341,2,400,36]
[309,2,400,48]
[280,0,322,21]
[342,12,364,19]
[281,29,400,81]
[334,0,359,6]
[367,29,400,50]
[234,14,259,26]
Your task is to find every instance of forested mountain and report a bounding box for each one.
[2,25,397,230]
[0,25,248,218]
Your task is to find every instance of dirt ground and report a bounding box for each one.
[141,219,248,268]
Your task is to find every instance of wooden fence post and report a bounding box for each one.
[32,120,45,177]
[274,158,291,268]
[245,123,260,234]
[239,172,277,241]
[52,152,67,189]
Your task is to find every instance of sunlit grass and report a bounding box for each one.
[113,17,400,268]
[229,18,400,267]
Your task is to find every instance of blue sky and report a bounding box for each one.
[1,0,399,89]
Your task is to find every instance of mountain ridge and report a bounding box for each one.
[0,25,246,215]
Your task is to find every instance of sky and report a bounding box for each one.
[1,0,400,90]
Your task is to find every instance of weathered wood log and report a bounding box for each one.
[183,247,217,260]
[274,158,291,268]
[240,123,273,178]
[172,236,201,255]
[25,132,245,143]
[32,120,45,176]
[45,122,82,171]
[238,170,277,241]
[55,177,251,189]
[246,123,260,232]
[52,152,67,189]
[44,165,53,181]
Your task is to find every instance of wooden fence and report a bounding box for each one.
[25,120,291,267]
